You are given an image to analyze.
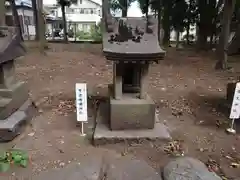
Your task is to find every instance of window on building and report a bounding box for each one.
[66,7,74,14]
[90,9,94,14]
[24,16,34,25]
[84,9,89,14]
[80,8,84,14]
[79,0,82,4]
[82,24,88,31]
[74,8,79,13]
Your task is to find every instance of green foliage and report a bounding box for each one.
[172,0,188,32]
[76,23,102,41]
[76,31,92,40]
[137,0,149,14]
[90,24,102,41]
[0,149,29,172]
[109,0,135,14]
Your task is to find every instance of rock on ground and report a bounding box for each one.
[163,157,222,180]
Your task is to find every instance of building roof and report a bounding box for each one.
[14,0,32,7]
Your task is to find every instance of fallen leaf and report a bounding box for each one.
[230,162,240,168]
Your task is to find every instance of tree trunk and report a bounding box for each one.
[10,0,23,40]
[197,0,208,50]
[162,0,171,46]
[61,5,68,43]
[186,22,190,44]
[157,0,162,44]
[37,0,47,53]
[0,0,6,26]
[32,0,39,40]
[146,0,149,30]
[122,0,128,17]
[176,30,180,48]
[215,0,236,70]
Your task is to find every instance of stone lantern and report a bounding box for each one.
[0,26,32,141]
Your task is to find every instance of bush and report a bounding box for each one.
[90,23,102,41]
[76,31,92,40]
[76,23,102,41]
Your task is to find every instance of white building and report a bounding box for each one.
[45,0,102,33]
[5,0,35,39]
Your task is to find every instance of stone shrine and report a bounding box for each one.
[93,1,171,144]
[0,26,32,141]
[105,17,165,130]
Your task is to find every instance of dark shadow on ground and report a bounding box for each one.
[186,91,240,134]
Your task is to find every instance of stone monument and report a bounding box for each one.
[0,26,32,142]
[93,1,171,144]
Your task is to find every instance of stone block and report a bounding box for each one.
[0,100,33,142]
[0,81,28,119]
[110,94,155,130]
[163,157,222,180]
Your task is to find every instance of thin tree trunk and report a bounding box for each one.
[176,30,180,48]
[157,0,162,44]
[37,0,47,53]
[61,5,68,43]
[122,0,127,17]
[10,0,23,40]
[32,0,39,40]
[197,0,208,50]
[162,0,171,46]
[215,0,236,70]
[186,22,190,44]
[146,0,149,30]
[0,0,6,26]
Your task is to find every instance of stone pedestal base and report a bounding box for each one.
[93,103,171,145]
[0,82,28,119]
[110,94,155,130]
[0,99,34,142]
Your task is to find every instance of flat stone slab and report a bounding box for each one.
[93,103,171,145]
[0,99,35,142]
[34,154,162,180]
[163,157,222,180]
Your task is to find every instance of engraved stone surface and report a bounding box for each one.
[163,157,222,180]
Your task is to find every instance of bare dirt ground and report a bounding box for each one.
[1,42,240,179]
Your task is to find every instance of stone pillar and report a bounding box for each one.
[113,63,122,100]
[139,64,149,99]
[132,64,140,92]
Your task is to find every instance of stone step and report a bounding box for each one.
[0,97,12,107]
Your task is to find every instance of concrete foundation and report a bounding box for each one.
[93,103,171,145]
[110,94,155,130]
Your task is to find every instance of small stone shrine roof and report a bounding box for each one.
[103,17,165,63]
[0,26,25,63]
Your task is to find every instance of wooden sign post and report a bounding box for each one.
[75,83,88,136]
[228,82,240,134]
